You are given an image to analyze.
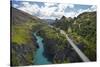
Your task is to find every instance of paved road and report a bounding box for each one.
[60,30,90,62]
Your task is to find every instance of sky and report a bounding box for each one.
[11,0,96,20]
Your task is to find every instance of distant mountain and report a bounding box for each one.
[53,16,73,31]
[42,19,55,24]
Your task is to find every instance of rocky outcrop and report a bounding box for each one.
[43,38,82,63]
[11,35,38,66]
[37,29,82,64]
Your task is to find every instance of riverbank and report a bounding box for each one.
[11,7,43,66]
[36,26,82,63]
[33,32,52,65]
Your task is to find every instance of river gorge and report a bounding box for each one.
[33,32,52,65]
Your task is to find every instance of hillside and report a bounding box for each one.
[11,7,43,66]
[11,6,96,66]
[53,16,73,32]
[72,12,96,61]
[53,11,96,61]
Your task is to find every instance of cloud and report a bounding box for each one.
[12,1,96,19]
[90,5,96,11]
[75,5,96,17]
[65,12,76,18]
[68,4,74,8]
[44,3,57,7]
[57,4,68,12]
[13,4,19,8]
[17,2,40,15]
[21,2,30,7]
[39,3,75,19]
[40,5,57,17]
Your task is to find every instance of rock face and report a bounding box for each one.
[43,38,82,63]
[53,16,73,32]
[37,11,96,63]
[11,7,40,66]
[37,27,82,64]
[11,40,35,66]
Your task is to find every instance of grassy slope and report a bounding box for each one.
[53,11,96,61]
[37,26,82,63]
[11,7,43,66]
[11,7,96,66]
[70,12,96,61]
